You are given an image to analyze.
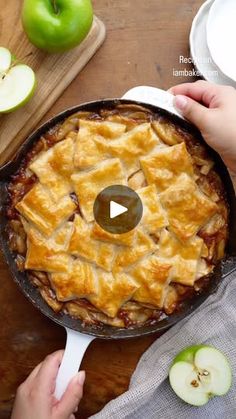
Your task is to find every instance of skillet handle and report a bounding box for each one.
[54,327,95,400]
[122,85,183,119]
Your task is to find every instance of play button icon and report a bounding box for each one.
[93,185,143,234]
[110,201,128,219]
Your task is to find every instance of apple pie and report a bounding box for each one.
[7,103,229,328]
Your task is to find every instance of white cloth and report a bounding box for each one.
[91,270,236,419]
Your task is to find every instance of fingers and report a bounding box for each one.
[35,350,64,394]
[55,371,85,419]
[24,361,43,386]
[169,80,221,107]
[173,95,209,129]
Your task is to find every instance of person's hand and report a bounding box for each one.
[169,80,236,172]
[11,350,85,419]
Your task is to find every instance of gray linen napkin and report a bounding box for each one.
[91,269,236,419]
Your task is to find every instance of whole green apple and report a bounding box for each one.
[22,0,93,53]
[169,345,232,406]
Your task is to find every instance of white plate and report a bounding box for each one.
[207,0,236,82]
[190,0,236,86]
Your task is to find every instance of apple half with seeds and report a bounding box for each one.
[0,47,36,113]
[169,345,232,406]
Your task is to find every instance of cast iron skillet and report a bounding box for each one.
[0,97,236,398]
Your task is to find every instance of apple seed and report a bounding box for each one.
[190,380,199,388]
[203,370,210,376]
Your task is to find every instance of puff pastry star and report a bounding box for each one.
[131,255,172,308]
[69,215,114,271]
[71,158,126,222]
[91,222,136,247]
[113,230,157,273]
[30,137,75,201]
[157,229,205,286]
[140,142,194,191]
[160,174,218,241]
[22,220,73,273]
[50,259,97,301]
[16,183,76,237]
[94,123,160,175]
[74,119,126,169]
[138,184,169,233]
[88,271,139,317]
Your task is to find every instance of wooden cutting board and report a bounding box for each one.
[0,1,106,166]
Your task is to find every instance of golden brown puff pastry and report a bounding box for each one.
[15,183,76,237]
[131,255,172,308]
[160,174,218,242]
[74,119,126,170]
[50,259,97,301]
[74,120,126,169]
[69,215,115,271]
[157,229,207,286]
[170,256,202,286]
[88,271,139,317]
[71,158,126,222]
[52,223,74,251]
[91,222,137,247]
[140,142,194,192]
[21,217,74,252]
[23,221,72,273]
[74,122,105,170]
[157,228,204,260]
[137,185,169,233]
[113,230,157,273]
[94,123,160,176]
[79,119,127,138]
[30,138,75,201]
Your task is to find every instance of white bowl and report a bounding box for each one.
[207,0,236,83]
[190,0,236,86]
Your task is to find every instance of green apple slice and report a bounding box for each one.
[169,345,232,406]
[0,47,11,74]
[0,47,36,113]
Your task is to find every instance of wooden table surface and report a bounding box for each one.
[0,1,232,418]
